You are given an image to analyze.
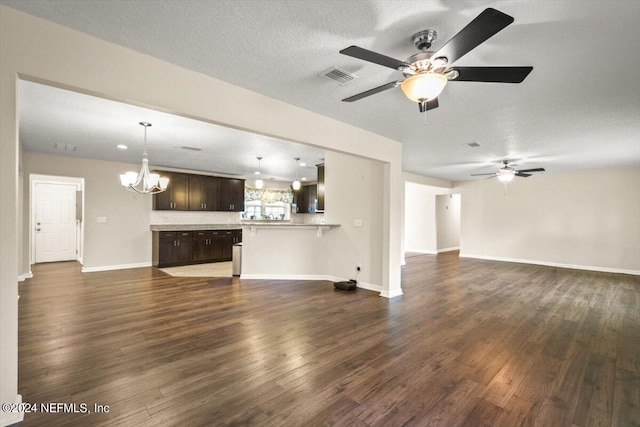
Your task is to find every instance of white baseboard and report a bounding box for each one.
[405,249,437,255]
[17,271,33,282]
[380,288,403,298]
[81,262,152,273]
[355,281,382,293]
[239,273,337,281]
[0,394,24,426]
[437,246,460,253]
[459,253,640,276]
[77,256,84,265]
[239,274,384,294]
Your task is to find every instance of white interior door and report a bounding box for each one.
[35,182,77,263]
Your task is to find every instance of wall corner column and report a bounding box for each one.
[380,152,403,299]
[0,16,22,424]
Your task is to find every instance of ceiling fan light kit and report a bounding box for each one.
[497,168,516,182]
[400,73,448,102]
[339,8,533,113]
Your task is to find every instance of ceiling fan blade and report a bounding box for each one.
[516,168,545,173]
[432,8,514,65]
[342,81,399,102]
[470,172,497,176]
[340,46,409,70]
[450,66,533,83]
[515,172,532,177]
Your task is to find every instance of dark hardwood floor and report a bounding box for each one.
[17,253,639,426]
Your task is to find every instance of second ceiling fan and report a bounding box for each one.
[471,160,545,182]
[340,8,533,112]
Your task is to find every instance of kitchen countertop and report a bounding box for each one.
[240,222,340,228]
[150,223,341,231]
[150,224,242,231]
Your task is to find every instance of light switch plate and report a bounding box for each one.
[96,216,107,223]
[354,219,363,227]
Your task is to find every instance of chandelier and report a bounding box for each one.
[119,122,169,194]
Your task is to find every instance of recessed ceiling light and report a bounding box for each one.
[117,144,128,150]
[254,171,261,175]
[301,177,307,181]
[299,162,306,167]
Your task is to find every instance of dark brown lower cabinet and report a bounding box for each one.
[153,229,242,267]
[193,231,222,262]
[156,231,193,267]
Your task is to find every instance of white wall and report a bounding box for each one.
[435,194,460,252]
[241,151,385,292]
[323,151,384,290]
[457,166,640,274]
[403,176,454,255]
[404,182,438,254]
[23,152,153,271]
[0,6,403,420]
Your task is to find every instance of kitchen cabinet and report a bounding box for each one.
[188,175,218,211]
[216,230,242,261]
[293,164,324,213]
[192,230,222,262]
[293,186,306,213]
[316,163,325,212]
[295,184,317,213]
[154,172,244,212]
[152,229,242,267]
[156,231,193,266]
[217,178,245,212]
[153,172,189,210]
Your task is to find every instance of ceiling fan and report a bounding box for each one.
[471,160,545,182]
[340,8,533,112]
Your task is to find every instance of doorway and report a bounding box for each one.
[404,181,461,255]
[30,175,84,265]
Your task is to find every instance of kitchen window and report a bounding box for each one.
[244,200,290,220]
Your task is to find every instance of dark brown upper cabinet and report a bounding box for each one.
[294,184,317,213]
[316,163,325,212]
[188,175,218,211]
[153,172,244,212]
[217,178,245,212]
[153,171,189,210]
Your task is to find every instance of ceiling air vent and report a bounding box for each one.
[319,66,358,86]
[53,143,78,152]
[466,142,481,148]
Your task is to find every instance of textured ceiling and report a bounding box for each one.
[4,0,640,181]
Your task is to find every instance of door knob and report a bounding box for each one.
[36,228,41,231]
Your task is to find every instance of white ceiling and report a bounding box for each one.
[4,0,640,181]
[19,80,323,182]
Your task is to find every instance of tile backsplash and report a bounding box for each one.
[150,210,241,225]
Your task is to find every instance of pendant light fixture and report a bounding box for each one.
[119,122,169,194]
[292,157,301,190]
[254,156,264,189]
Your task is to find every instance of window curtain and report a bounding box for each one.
[245,187,294,204]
